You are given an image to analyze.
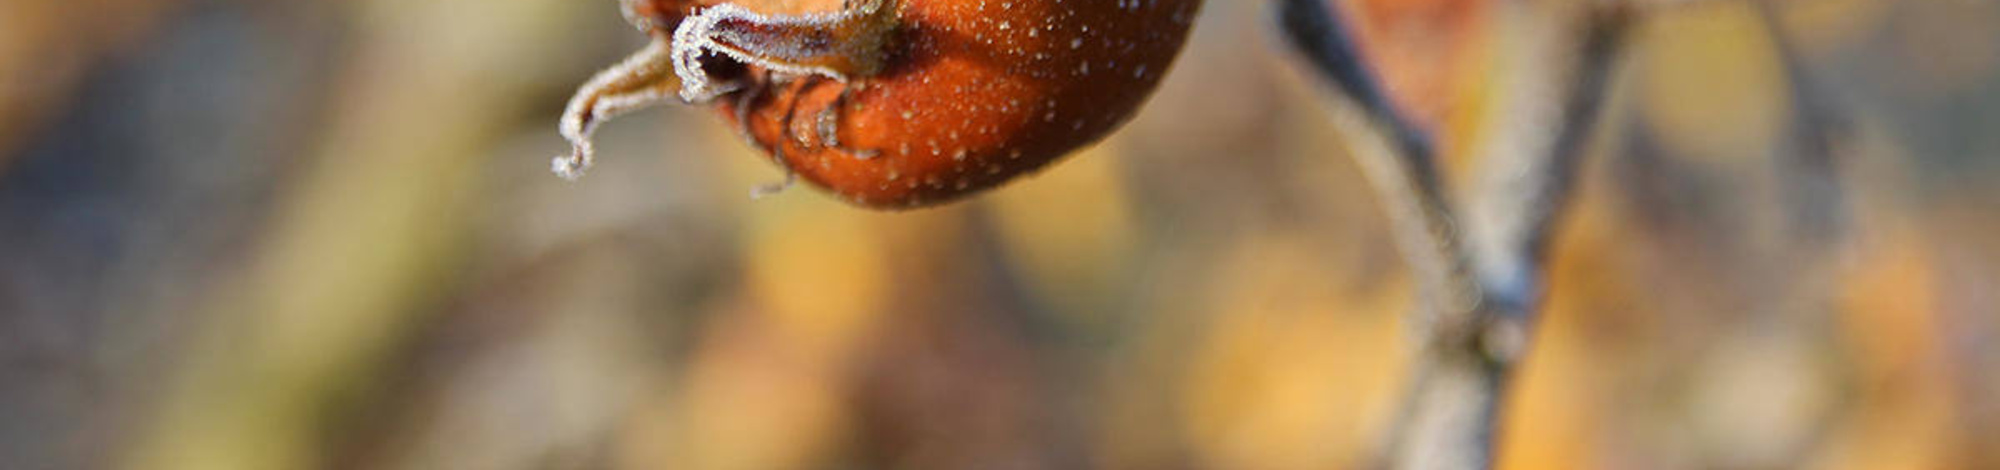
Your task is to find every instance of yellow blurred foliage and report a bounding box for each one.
[1182,233,1409,470]
[1637,1,1789,164]
[988,144,1139,322]
[0,0,1994,469]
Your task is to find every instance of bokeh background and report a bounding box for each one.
[1,0,1996,468]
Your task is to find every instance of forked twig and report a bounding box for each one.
[1274,1,1634,468]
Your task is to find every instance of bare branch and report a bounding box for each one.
[1462,4,1634,319]
[1275,1,1635,469]
[1276,0,1480,323]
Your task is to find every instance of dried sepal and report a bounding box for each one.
[671,0,900,102]
[553,38,681,180]
[554,0,900,180]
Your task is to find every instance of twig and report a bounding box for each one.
[1276,0,1481,331]
[1275,1,1634,469]
[1463,6,1631,311]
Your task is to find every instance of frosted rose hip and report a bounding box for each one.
[557,0,1203,209]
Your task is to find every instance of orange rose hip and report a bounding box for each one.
[555,0,1203,209]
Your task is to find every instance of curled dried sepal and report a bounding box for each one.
[672,0,899,102]
[553,39,680,180]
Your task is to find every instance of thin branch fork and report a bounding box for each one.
[1275,1,1636,469]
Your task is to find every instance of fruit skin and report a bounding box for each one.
[622,0,1202,209]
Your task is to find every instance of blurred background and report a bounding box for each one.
[1,0,1996,468]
